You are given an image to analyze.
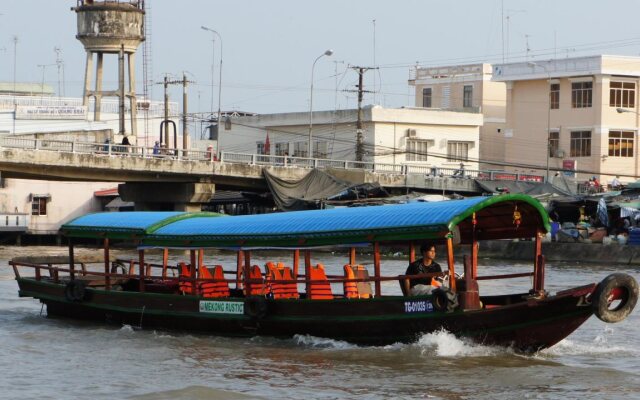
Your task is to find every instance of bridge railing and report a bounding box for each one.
[0,136,546,182]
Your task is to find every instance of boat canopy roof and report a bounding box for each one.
[61,211,223,239]
[62,194,549,248]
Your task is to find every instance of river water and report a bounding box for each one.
[0,246,639,400]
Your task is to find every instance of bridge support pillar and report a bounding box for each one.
[118,182,215,212]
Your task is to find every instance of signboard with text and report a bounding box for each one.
[16,105,87,120]
[562,159,576,177]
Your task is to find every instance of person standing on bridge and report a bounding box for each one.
[153,141,160,155]
[121,136,131,154]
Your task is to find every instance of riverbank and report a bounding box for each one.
[474,240,640,265]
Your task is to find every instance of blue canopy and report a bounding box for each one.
[62,194,549,247]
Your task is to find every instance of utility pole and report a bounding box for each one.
[54,47,65,97]
[163,75,169,146]
[159,74,193,151]
[13,36,19,135]
[182,73,190,152]
[346,66,376,162]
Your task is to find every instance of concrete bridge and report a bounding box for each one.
[0,136,543,210]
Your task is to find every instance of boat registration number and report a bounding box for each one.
[404,300,434,313]
[199,301,244,315]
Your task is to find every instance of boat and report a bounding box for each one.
[9,194,638,352]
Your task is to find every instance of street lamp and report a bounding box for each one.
[309,49,333,158]
[201,26,223,136]
[528,62,552,182]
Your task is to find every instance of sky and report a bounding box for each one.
[2,0,640,119]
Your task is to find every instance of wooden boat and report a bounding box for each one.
[10,194,638,352]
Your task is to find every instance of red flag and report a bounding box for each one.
[264,132,271,154]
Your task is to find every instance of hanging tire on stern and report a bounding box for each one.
[591,273,638,323]
[431,288,459,313]
[64,280,87,302]
[244,296,268,320]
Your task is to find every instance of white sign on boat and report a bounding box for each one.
[199,301,244,314]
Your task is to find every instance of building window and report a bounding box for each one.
[293,141,308,158]
[610,81,636,108]
[447,141,469,161]
[406,139,430,162]
[571,81,592,108]
[570,131,591,157]
[314,141,328,159]
[463,85,473,108]
[275,142,288,156]
[608,130,635,157]
[550,83,560,109]
[549,131,560,157]
[422,88,432,108]
[442,86,450,108]
[256,142,265,155]
[31,198,47,216]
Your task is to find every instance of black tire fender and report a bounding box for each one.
[431,288,459,313]
[64,280,87,302]
[591,273,638,323]
[244,296,268,319]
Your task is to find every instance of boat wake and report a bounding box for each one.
[293,334,360,350]
[542,326,635,357]
[291,330,509,357]
[412,329,507,357]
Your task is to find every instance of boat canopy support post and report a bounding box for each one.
[243,250,251,294]
[138,248,145,292]
[162,248,169,279]
[409,242,416,263]
[235,251,243,290]
[104,238,111,290]
[293,250,300,279]
[533,231,545,294]
[460,242,480,309]
[373,242,381,297]
[190,250,197,295]
[305,250,311,295]
[198,249,204,270]
[68,241,75,280]
[349,247,356,266]
[446,237,457,291]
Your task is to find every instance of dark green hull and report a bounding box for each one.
[18,278,594,351]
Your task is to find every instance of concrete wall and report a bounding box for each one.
[0,179,109,234]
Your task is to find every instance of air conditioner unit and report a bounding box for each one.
[406,129,417,137]
[554,149,565,158]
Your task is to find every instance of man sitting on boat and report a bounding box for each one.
[404,242,442,296]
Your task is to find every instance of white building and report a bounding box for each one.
[0,87,178,235]
[220,105,482,170]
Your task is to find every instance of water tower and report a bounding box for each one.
[73,0,145,137]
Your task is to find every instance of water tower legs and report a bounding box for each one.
[81,49,138,137]
[128,52,137,137]
[95,53,103,121]
[82,51,93,109]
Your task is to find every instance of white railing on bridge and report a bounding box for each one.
[0,136,546,183]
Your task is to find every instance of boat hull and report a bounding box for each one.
[18,278,594,352]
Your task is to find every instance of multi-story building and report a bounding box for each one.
[408,63,506,170]
[493,55,640,184]
[0,86,178,237]
[219,106,482,172]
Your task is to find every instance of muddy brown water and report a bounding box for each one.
[1,246,638,399]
